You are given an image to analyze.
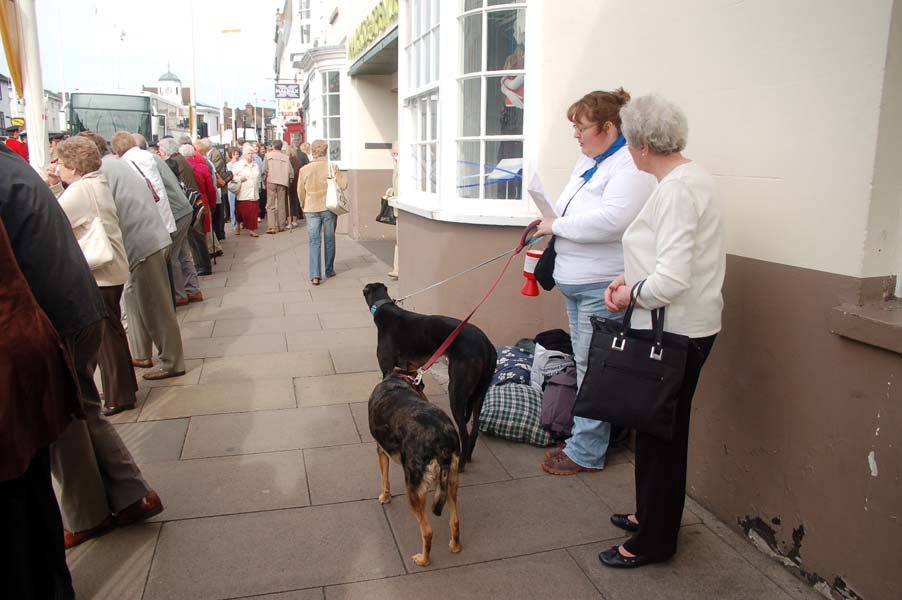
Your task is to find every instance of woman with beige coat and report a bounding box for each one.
[298,139,347,285]
[47,136,139,416]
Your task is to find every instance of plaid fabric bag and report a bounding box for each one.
[478,383,555,447]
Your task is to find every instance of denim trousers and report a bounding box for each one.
[557,280,619,469]
[305,210,337,280]
[228,190,237,227]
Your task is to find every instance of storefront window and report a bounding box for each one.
[321,71,341,160]
[457,1,525,200]
[405,0,441,194]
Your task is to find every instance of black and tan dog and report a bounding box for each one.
[369,370,461,567]
[363,282,496,469]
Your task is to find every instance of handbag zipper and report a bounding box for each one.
[602,360,664,382]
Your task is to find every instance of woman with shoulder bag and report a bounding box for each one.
[46,136,138,417]
[298,139,347,285]
[535,89,656,476]
[598,94,725,569]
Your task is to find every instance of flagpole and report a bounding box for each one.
[17,0,49,171]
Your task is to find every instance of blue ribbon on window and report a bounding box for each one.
[580,135,626,181]
[455,160,523,189]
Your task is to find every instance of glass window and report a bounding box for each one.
[455,3,525,201]
[405,0,441,195]
[321,70,341,160]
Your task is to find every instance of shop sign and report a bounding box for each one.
[348,0,399,60]
[275,83,301,99]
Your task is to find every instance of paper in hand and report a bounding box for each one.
[527,173,558,217]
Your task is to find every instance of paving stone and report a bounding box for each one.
[184,303,285,322]
[142,502,405,600]
[285,298,365,315]
[140,379,296,421]
[294,371,382,407]
[179,320,215,339]
[114,419,189,463]
[287,328,376,352]
[309,287,369,302]
[183,332,287,359]
[137,359,204,389]
[318,311,377,330]
[349,401,369,441]
[577,461,700,527]
[66,523,160,600]
[305,442,406,505]
[326,550,602,600]
[566,524,795,600]
[211,314,322,337]
[181,405,360,459]
[199,351,334,383]
[331,348,380,374]
[232,590,324,600]
[102,388,150,425]
[228,262,279,274]
[202,283,281,297]
[383,475,620,571]
[225,274,285,287]
[480,434,555,479]
[198,274,228,288]
[219,291,313,307]
[141,451,309,521]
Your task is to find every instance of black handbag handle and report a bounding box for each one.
[618,279,667,357]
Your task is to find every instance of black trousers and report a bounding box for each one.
[0,448,75,600]
[624,334,716,560]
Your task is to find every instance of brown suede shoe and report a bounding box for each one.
[115,491,163,527]
[132,358,153,368]
[64,515,114,549]
[187,292,204,303]
[544,442,567,460]
[175,297,189,307]
[142,369,186,381]
[540,452,602,476]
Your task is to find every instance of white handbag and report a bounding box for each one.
[325,161,349,215]
[80,214,115,270]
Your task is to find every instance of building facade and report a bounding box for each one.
[278,2,902,598]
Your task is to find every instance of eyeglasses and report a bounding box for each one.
[572,122,598,134]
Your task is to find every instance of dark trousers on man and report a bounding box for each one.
[624,335,716,560]
[1,448,75,600]
[97,285,139,411]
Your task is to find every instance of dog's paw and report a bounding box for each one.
[449,539,461,553]
[411,553,431,567]
[378,492,392,504]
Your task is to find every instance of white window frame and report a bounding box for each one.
[321,70,341,161]
[397,0,538,225]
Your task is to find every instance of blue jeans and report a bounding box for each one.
[228,190,237,227]
[557,280,620,469]
[305,210,337,280]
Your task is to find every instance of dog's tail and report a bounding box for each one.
[432,454,456,516]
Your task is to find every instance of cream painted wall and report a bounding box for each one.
[532,0,896,278]
[348,75,398,170]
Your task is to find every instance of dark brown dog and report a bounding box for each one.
[369,370,461,567]
[363,282,497,470]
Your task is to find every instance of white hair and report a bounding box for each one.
[242,143,255,155]
[620,93,689,154]
[178,143,196,158]
[158,138,179,157]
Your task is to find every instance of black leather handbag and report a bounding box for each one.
[573,280,689,440]
[376,196,397,225]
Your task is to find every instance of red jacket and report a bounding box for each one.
[5,138,28,161]
[186,154,216,233]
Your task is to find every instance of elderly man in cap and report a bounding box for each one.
[4,126,28,161]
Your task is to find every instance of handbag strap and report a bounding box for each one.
[621,279,667,353]
[545,178,590,247]
[130,161,161,202]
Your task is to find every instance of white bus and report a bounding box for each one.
[67,89,190,142]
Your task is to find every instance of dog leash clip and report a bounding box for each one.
[413,368,426,387]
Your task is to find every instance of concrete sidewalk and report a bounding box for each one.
[70,230,820,600]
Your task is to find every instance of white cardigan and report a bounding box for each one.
[622,161,725,337]
[551,147,655,284]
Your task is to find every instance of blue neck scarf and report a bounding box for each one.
[580,134,627,181]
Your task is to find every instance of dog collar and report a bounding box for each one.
[370,298,393,316]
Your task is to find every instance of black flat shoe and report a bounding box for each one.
[102,403,135,417]
[598,545,656,569]
[610,513,639,532]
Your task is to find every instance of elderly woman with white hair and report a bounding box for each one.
[230,143,262,237]
[598,94,725,569]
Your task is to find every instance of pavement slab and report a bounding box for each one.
[178,320,215,339]
[285,299,364,315]
[142,502,405,600]
[115,419,189,464]
[317,311,377,330]
[184,303,285,322]
[304,442,406,505]
[66,523,160,600]
[140,379,296,421]
[330,348,381,374]
[211,314,322,337]
[137,359,204,389]
[141,451,309,521]
[286,328,376,353]
[199,351,334,383]
[219,291,313,307]
[566,525,796,600]
[325,550,602,600]
[383,475,621,572]
[183,333,287,359]
[181,404,360,459]
[294,371,382,407]
[232,590,324,600]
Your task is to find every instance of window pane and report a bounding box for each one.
[433,28,440,79]
[484,140,522,199]
[429,94,438,141]
[457,141,480,199]
[424,0,431,34]
[487,9,525,71]
[459,78,481,137]
[429,142,438,192]
[419,98,428,142]
[423,32,431,83]
[414,40,421,88]
[413,0,421,37]
[485,74,523,135]
[419,145,428,192]
[461,14,482,74]
[321,72,328,94]
[329,116,341,138]
[328,71,340,93]
[488,0,516,5]
[327,94,340,116]
[464,0,482,10]
[329,141,341,161]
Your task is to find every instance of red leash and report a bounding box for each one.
[413,220,542,384]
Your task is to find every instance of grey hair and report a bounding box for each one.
[242,143,255,155]
[158,137,179,157]
[132,132,148,150]
[178,143,196,157]
[620,93,688,154]
[178,135,193,146]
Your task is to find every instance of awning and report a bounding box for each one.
[348,26,398,76]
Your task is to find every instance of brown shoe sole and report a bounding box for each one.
[540,461,602,476]
[132,359,153,368]
[64,515,115,549]
[142,369,186,381]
